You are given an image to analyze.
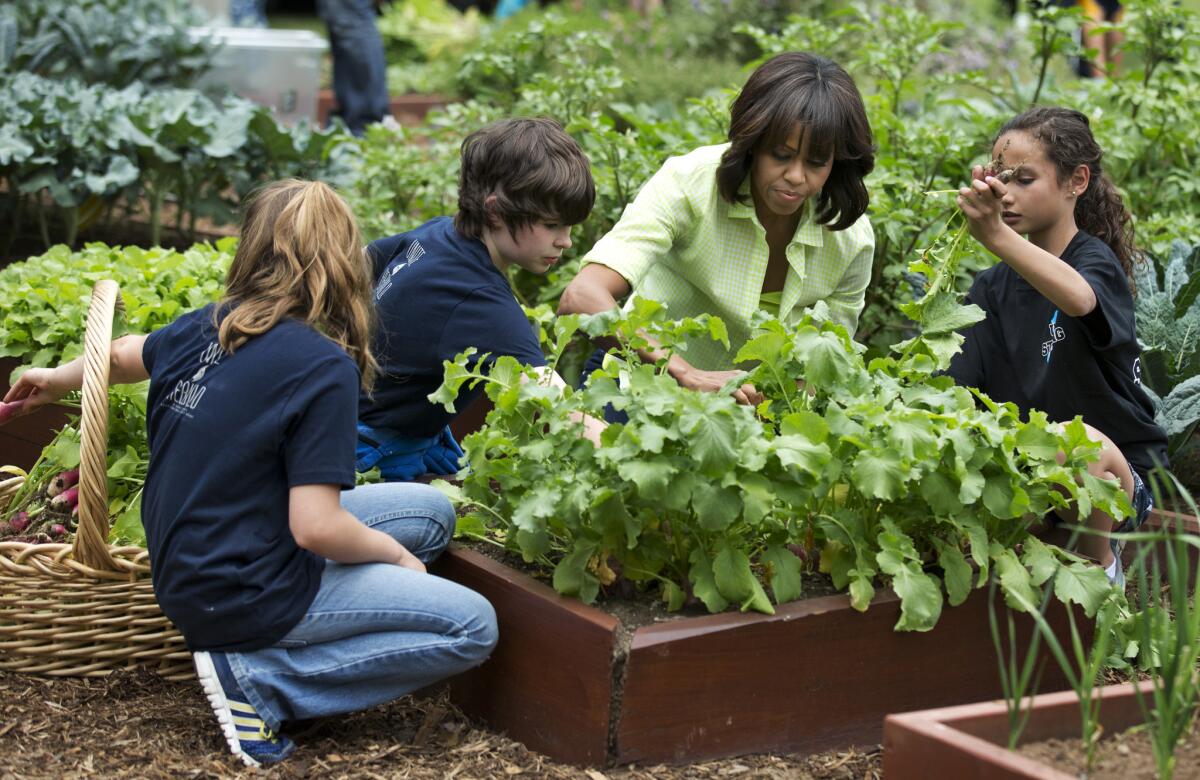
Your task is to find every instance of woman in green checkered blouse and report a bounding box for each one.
[558,52,875,407]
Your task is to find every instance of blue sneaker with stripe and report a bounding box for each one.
[193,651,295,767]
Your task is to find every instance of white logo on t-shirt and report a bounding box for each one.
[1133,357,1142,385]
[374,240,426,301]
[165,341,220,416]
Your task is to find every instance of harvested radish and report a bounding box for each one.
[48,468,80,498]
[51,486,79,509]
[9,511,30,533]
[49,523,68,538]
[0,399,25,423]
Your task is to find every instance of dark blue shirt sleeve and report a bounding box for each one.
[367,234,408,282]
[142,326,164,375]
[438,286,547,369]
[280,355,359,489]
[1074,248,1134,352]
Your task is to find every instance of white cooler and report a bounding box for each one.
[189,27,328,126]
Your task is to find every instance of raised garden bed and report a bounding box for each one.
[882,679,1162,778]
[431,545,1088,767]
[317,90,453,128]
[1129,508,1200,588]
[0,357,72,471]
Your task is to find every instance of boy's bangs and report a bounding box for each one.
[540,159,595,226]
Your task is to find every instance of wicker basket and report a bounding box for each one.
[0,281,191,679]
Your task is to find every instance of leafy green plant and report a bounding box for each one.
[0,71,350,249]
[1135,240,1200,490]
[988,577,1048,750]
[432,217,1128,627]
[2,0,215,89]
[0,240,234,374]
[2,383,151,547]
[378,0,483,97]
[1008,575,1122,770]
[1129,478,1200,780]
[1135,239,1200,394]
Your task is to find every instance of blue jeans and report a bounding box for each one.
[224,482,497,730]
[229,0,267,27]
[316,0,389,136]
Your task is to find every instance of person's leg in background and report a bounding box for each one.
[316,0,390,136]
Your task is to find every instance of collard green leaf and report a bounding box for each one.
[688,548,730,613]
[1020,535,1059,586]
[1053,560,1111,618]
[617,459,676,501]
[990,543,1040,613]
[761,544,803,604]
[933,538,972,606]
[851,448,906,500]
[553,543,599,603]
[690,482,742,532]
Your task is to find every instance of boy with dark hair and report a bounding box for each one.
[357,117,598,481]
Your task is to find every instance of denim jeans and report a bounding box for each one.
[229,0,267,27]
[224,482,498,730]
[315,0,389,136]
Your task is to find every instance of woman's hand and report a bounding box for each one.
[673,363,763,406]
[957,165,1011,250]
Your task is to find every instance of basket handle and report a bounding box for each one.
[72,280,124,571]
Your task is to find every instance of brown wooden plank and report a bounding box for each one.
[615,586,1083,766]
[432,546,619,766]
[448,393,493,442]
[0,404,72,471]
[1119,509,1200,592]
[883,680,1154,779]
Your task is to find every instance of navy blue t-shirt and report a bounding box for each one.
[359,216,546,437]
[141,305,359,652]
[947,231,1168,480]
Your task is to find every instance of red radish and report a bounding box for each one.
[9,511,30,533]
[47,468,80,498]
[51,486,79,508]
[49,523,67,538]
[0,399,26,424]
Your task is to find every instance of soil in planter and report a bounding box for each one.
[1017,718,1200,779]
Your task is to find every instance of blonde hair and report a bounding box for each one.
[218,179,377,389]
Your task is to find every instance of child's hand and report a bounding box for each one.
[392,542,427,573]
[957,165,1010,248]
[0,368,66,423]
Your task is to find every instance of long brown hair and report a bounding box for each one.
[997,107,1138,287]
[218,179,377,389]
[717,51,875,231]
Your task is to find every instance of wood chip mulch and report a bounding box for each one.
[0,670,881,779]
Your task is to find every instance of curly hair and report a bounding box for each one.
[219,179,377,389]
[997,106,1139,288]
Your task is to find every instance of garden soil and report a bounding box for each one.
[0,670,881,779]
[1017,719,1199,779]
